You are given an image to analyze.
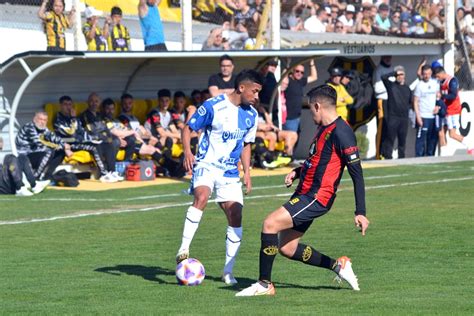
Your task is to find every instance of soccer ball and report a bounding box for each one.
[176,258,205,286]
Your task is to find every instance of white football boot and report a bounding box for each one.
[334,256,360,291]
[235,281,276,297]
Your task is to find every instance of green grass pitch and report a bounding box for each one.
[1,161,473,314]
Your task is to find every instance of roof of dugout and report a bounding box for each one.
[1,49,341,154]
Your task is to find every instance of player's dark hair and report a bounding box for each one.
[421,65,432,72]
[121,93,133,101]
[307,85,337,107]
[111,6,122,16]
[158,89,171,98]
[234,69,264,90]
[101,98,115,108]
[174,91,186,99]
[59,95,72,103]
[191,89,201,97]
[432,66,445,75]
[201,88,210,94]
[220,54,234,65]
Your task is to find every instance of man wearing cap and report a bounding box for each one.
[374,3,391,34]
[108,6,131,51]
[381,65,413,159]
[338,4,356,33]
[327,67,354,122]
[83,6,109,51]
[138,0,167,51]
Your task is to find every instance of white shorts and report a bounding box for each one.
[192,162,243,205]
[443,114,460,130]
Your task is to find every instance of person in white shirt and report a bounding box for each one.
[176,69,264,285]
[338,4,356,33]
[304,7,328,33]
[414,65,440,156]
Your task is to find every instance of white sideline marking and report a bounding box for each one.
[1,176,473,226]
[0,168,461,202]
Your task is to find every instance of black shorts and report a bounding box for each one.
[283,194,329,233]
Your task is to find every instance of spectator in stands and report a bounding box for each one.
[457,7,473,46]
[16,111,72,181]
[146,89,181,144]
[202,27,230,51]
[433,67,474,155]
[427,8,444,37]
[355,5,373,34]
[397,20,412,37]
[244,20,265,50]
[231,0,260,35]
[374,3,391,35]
[108,6,131,51]
[304,7,328,33]
[208,55,236,97]
[413,65,440,157]
[201,89,212,102]
[283,58,317,133]
[139,0,167,51]
[53,95,118,182]
[0,154,50,196]
[191,89,203,107]
[390,10,401,34]
[38,0,75,51]
[410,13,425,36]
[338,4,356,33]
[80,93,121,179]
[327,67,354,122]
[251,0,264,15]
[170,91,189,131]
[82,6,109,51]
[334,20,346,33]
[381,65,413,159]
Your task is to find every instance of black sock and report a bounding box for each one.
[259,233,279,283]
[290,244,337,272]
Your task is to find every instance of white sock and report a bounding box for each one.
[178,206,203,253]
[22,173,31,189]
[461,137,471,149]
[224,226,242,275]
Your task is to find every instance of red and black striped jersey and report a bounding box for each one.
[294,117,366,215]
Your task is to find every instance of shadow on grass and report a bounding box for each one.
[95,264,346,292]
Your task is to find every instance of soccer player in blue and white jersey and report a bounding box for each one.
[176,69,264,285]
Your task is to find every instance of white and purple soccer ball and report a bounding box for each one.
[176,258,205,286]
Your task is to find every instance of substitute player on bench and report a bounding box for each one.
[236,85,370,296]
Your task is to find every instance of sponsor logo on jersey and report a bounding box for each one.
[263,245,279,255]
[222,129,246,142]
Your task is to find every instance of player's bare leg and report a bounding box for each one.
[220,201,243,285]
[176,186,211,263]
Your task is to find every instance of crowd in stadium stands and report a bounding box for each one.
[37,0,467,52]
[280,0,448,38]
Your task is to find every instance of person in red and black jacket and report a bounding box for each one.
[236,85,369,297]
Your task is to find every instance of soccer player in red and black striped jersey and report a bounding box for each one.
[236,85,370,297]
